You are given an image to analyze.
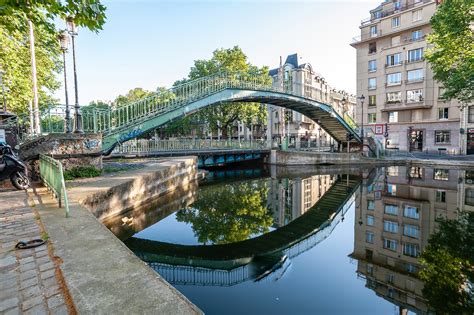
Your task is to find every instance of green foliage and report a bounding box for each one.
[426,0,474,103]
[419,212,474,313]
[0,12,61,115]
[175,180,273,244]
[174,46,270,138]
[63,166,101,180]
[0,0,107,34]
[114,88,153,107]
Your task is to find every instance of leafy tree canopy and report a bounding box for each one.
[0,0,107,34]
[426,0,474,103]
[419,212,474,313]
[173,46,270,138]
[114,87,153,107]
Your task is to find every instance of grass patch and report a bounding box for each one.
[41,232,49,241]
[64,166,102,180]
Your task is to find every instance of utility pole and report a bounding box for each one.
[28,20,40,134]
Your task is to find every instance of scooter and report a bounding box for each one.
[0,143,30,190]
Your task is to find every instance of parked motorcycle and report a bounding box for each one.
[0,143,30,190]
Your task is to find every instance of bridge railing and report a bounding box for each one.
[23,72,359,140]
[112,139,272,154]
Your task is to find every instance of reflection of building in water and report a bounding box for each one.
[350,166,462,314]
[268,174,337,227]
[458,169,474,212]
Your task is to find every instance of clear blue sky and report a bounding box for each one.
[56,0,378,104]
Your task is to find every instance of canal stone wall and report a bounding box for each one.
[269,150,364,165]
[78,157,198,221]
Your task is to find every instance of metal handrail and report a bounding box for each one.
[39,154,70,217]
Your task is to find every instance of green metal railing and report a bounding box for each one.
[29,72,359,138]
[39,154,70,217]
[113,139,272,154]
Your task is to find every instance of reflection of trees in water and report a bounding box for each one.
[175,180,273,245]
[420,212,474,314]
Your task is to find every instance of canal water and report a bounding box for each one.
[105,165,472,314]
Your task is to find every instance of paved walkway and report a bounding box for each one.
[0,189,71,315]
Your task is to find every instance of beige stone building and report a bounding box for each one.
[351,165,462,313]
[351,0,464,154]
[266,54,357,149]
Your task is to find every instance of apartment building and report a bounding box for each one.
[266,54,357,148]
[350,165,461,313]
[351,0,463,154]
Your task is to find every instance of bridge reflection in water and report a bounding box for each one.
[105,167,363,287]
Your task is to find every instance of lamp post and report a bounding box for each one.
[0,68,6,112]
[358,94,365,138]
[66,17,83,133]
[58,31,71,133]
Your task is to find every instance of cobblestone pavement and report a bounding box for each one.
[0,189,69,315]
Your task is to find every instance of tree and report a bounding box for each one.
[114,88,153,107]
[426,0,474,103]
[0,12,61,115]
[175,180,273,245]
[174,46,270,139]
[0,1,107,34]
[419,212,474,313]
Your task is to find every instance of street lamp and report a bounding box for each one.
[58,30,71,133]
[0,67,7,112]
[358,94,365,138]
[66,17,83,133]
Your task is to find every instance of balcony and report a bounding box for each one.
[360,0,434,26]
[405,78,425,84]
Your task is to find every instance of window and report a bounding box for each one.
[368,200,375,210]
[408,48,424,63]
[384,220,399,233]
[386,53,402,66]
[367,264,374,275]
[387,92,401,103]
[387,72,402,85]
[368,78,377,90]
[384,204,398,215]
[387,184,396,196]
[465,189,474,206]
[407,89,423,103]
[369,42,377,54]
[366,232,374,244]
[413,9,422,22]
[404,205,419,219]
[367,215,375,226]
[434,169,449,181]
[435,130,450,144]
[438,86,446,99]
[407,69,424,82]
[405,263,418,273]
[394,1,401,10]
[388,166,398,176]
[388,112,398,123]
[368,113,376,124]
[403,243,420,257]
[392,16,400,28]
[404,224,420,238]
[435,190,446,203]
[412,30,423,41]
[387,273,395,284]
[368,60,377,72]
[368,95,376,106]
[469,106,474,123]
[408,167,423,179]
[370,25,378,37]
[383,238,397,251]
[438,108,449,120]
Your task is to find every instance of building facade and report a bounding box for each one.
[266,54,357,148]
[351,0,465,154]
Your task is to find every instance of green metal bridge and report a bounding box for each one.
[33,72,361,154]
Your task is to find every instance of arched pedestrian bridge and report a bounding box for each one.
[75,73,361,153]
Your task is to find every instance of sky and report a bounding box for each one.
[56,0,379,104]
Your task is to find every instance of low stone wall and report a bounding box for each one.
[269,150,364,165]
[77,158,198,221]
[20,133,103,172]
